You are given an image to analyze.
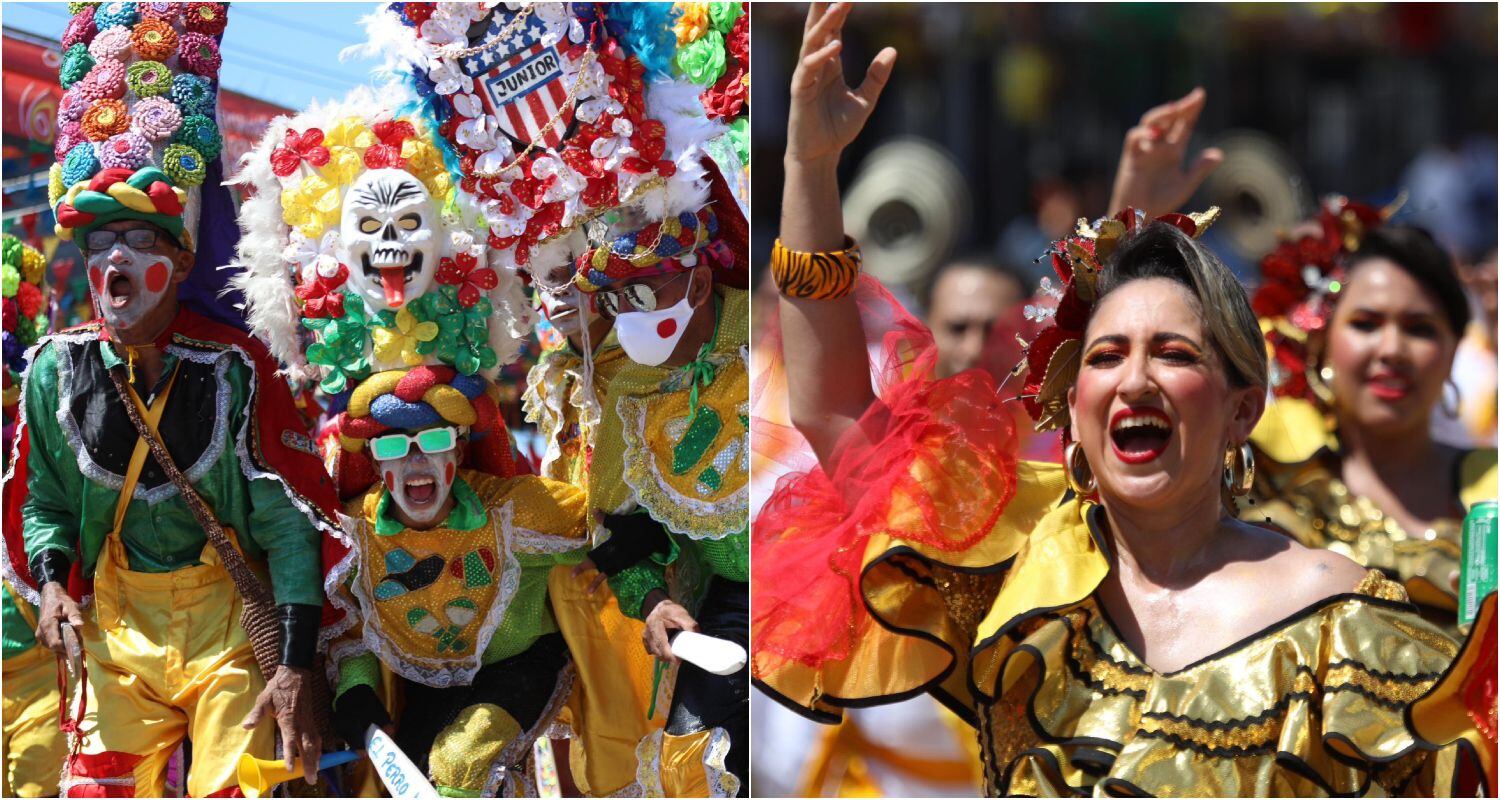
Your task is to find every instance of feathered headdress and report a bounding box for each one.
[1014,207,1221,435]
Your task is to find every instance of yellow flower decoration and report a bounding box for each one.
[322,146,366,186]
[673,3,710,45]
[280,175,343,238]
[325,118,376,151]
[22,247,45,285]
[372,307,439,366]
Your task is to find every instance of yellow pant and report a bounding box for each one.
[63,534,273,798]
[636,728,741,797]
[3,644,68,797]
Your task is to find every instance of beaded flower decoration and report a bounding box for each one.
[362,2,717,273]
[50,1,230,247]
[231,87,533,396]
[1250,195,1399,401]
[1013,207,1220,435]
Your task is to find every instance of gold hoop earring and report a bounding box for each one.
[1064,441,1097,497]
[1305,362,1336,407]
[1223,442,1255,497]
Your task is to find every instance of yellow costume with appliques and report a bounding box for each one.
[330,470,657,796]
[1246,396,1500,628]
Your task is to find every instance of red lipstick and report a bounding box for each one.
[1108,407,1174,465]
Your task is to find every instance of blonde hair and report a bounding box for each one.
[1096,221,1268,392]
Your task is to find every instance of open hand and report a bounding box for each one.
[787,2,897,166]
[1109,87,1224,217]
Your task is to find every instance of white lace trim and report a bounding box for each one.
[522,350,604,481]
[614,349,749,541]
[484,661,575,798]
[633,729,666,798]
[339,500,529,688]
[702,727,741,798]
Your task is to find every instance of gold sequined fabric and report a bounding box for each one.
[591,287,749,541]
[979,571,1461,797]
[1246,397,1500,627]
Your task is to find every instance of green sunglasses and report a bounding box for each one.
[369,427,459,461]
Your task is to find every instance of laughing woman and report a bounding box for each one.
[751,3,1484,796]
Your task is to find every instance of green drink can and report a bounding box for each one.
[1459,499,1498,630]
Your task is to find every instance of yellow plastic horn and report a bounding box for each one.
[237,751,359,798]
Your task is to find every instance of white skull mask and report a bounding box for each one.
[340,168,438,311]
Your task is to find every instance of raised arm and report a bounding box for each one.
[777,2,897,465]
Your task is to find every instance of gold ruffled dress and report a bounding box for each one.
[1246,397,1499,624]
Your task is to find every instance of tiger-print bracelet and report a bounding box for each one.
[771,237,862,300]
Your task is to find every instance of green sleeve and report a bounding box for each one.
[336,651,381,700]
[19,344,81,566]
[605,535,678,620]
[227,361,324,607]
[513,545,586,570]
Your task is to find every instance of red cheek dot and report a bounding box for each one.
[656,318,677,338]
[144,261,169,293]
[444,462,454,484]
[89,267,104,294]
[384,470,395,487]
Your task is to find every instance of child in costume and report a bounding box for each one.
[231,82,657,798]
[1,4,342,796]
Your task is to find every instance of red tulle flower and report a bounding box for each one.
[294,263,348,319]
[435,251,499,308]
[270,128,331,177]
[701,67,746,121]
[362,120,415,170]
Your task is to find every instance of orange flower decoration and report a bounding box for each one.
[132,18,178,61]
[81,99,130,141]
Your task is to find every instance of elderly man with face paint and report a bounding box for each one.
[0,9,344,796]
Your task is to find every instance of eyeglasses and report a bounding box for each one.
[596,271,692,319]
[369,427,459,461]
[83,228,171,254]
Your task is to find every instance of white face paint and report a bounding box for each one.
[375,446,461,529]
[340,168,438,312]
[86,243,175,331]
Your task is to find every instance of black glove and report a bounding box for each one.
[333,683,393,747]
[588,512,672,576]
[277,603,323,670]
[29,548,71,587]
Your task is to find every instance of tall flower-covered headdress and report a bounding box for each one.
[231,86,531,497]
[49,1,233,250]
[1014,207,1221,435]
[1249,195,1399,401]
[355,2,746,288]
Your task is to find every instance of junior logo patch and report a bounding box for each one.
[459,7,575,149]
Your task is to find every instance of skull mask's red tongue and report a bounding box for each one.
[380,267,407,308]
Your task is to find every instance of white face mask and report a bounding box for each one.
[86,243,175,331]
[376,447,461,528]
[612,272,698,367]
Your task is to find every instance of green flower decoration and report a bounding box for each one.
[303,292,372,393]
[174,114,222,160]
[126,60,172,97]
[60,44,96,88]
[2,236,21,270]
[674,30,726,86]
[708,2,743,34]
[414,286,495,375]
[161,143,205,186]
[68,2,102,13]
[727,116,748,166]
[2,265,19,298]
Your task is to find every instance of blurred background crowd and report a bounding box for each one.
[750,3,1497,796]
